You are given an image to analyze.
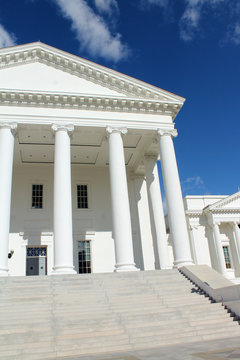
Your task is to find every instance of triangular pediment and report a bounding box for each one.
[207,191,240,211]
[0,42,185,104]
[0,61,128,97]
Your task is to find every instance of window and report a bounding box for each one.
[32,184,43,209]
[78,241,91,273]
[77,185,88,209]
[223,246,231,269]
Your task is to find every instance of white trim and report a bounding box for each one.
[27,180,48,212]
[73,181,92,211]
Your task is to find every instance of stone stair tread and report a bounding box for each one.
[0,269,239,358]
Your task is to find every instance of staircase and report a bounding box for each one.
[0,269,240,359]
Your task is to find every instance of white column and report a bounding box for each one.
[157,129,193,267]
[106,127,138,272]
[212,221,228,277]
[233,222,240,258]
[188,225,198,264]
[133,175,155,270]
[144,155,170,269]
[0,123,17,276]
[51,124,76,275]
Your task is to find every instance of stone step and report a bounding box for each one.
[130,326,240,347]
[107,296,209,307]
[0,269,239,359]
[123,312,233,329]
[0,318,120,332]
[127,319,239,338]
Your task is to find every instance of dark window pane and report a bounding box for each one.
[223,246,231,269]
[78,241,91,274]
[77,185,88,209]
[32,185,43,209]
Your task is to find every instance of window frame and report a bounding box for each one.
[31,184,44,209]
[77,240,92,274]
[28,180,47,212]
[74,181,91,211]
[222,245,232,269]
[76,184,89,210]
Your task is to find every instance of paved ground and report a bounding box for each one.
[57,337,240,360]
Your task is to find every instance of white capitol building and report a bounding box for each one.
[0,42,240,281]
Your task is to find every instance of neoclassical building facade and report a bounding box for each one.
[0,42,194,277]
[2,42,239,281]
[184,193,240,283]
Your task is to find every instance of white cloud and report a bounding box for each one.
[182,176,204,186]
[54,0,128,62]
[94,0,118,15]
[229,23,240,45]
[0,24,16,48]
[181,176,206,196]
[180,0,224,41]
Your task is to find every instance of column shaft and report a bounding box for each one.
[158,129,193,267]
[212,222,228,277]
[107,127,138,272]
[0,123,17,276]
[52,125,76,275]
[233,223,240,258]
[144,156,170,269]
[188,225,198,264]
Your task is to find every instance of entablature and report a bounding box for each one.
[0,89,181,118]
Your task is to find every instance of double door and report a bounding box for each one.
[26,246,47,276]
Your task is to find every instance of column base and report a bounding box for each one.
[51,265,77,275]
[173,259,194,268]
[0,267,9,277]
[160,265,173,270]
[115,263,140,272]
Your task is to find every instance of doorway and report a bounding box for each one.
[26,246,47,276]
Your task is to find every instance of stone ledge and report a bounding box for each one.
[179,265,240,319]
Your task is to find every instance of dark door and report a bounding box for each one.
[26,257,39,276]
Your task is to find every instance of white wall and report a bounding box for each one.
[9,164,117,275]
[9,163,158,276]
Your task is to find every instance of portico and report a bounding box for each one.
[0,42,193,276]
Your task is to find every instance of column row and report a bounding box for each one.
[209,220,240,277]
[0,123,193,276]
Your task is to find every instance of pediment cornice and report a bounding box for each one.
[204,191,240,213]
[0,42,185,110]
[0,89,181,116]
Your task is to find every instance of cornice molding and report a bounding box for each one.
[0,43,185,106]
[211,209,240,215]
[185,210,202,218]
[0,89,181,116]
[205,191,240,212]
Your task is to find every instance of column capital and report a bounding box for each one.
[157,128,178,138]
[106,126,128,136]
[52,124,74,135]
[0,122,17,135]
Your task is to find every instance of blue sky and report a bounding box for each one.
[0,0,240,197]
